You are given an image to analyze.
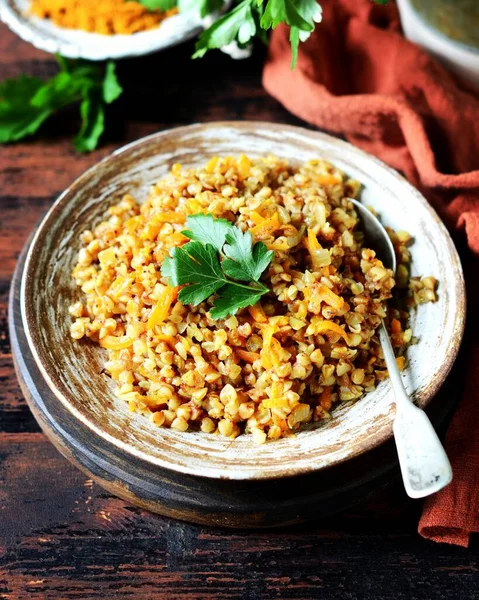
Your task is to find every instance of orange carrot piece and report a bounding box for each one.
[390,318,402,334]
[236,349,260,363]
[320,387,333,410]
[315,320,349,340]
[248,303,268,323]
[251,212,280,237]
[99,335,134,350]
[317,174,339,186]
[147,286,178,330]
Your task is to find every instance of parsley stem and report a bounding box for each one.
[222,279,268,293]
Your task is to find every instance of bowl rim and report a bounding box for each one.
[0,0,202,60]
[19,121,466,480]
[398,0,479,56]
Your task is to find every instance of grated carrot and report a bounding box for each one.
[124,215,144,234]
[260,324,276,369]
[251,212,280,238]
[205,156,219,173]
[236,349,260,363]
[263,381,288,408]
[147,286,178,330]
[315,320,348,340]
[151,212,186,224]
[141,213,186,242]
[30,0,177,35]
[185,199,202,214]
[99,335,134,350]
[248,303,267,323]
[237,154,252,178]
[312,283,347,311]
[319,387,333,410]
[263,397,289,409]
[269,337,283,368]
[390,318,402,334]
[316,174,340,186]
[107,274,134,299]
[154,333,178,348]
[250,211,265,225]
[307,228,321,252]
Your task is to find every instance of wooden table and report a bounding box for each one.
[1,25,477,600]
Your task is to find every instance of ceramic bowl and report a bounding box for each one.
[20,122,466,480]
[0,0,203,60]
[397,0,479,89]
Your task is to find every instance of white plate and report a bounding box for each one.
[0,0,203,60]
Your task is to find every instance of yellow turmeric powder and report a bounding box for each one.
[30,0,177,35]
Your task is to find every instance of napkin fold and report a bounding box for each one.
[263,0,479,547]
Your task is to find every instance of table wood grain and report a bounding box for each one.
[0,24,477,600]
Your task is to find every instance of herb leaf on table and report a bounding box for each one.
[0,57,123,152]
[0,76,52,143]
[74,90,106,153]
[102,62,123,104]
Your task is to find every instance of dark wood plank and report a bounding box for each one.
[0,196,52,282]
[0,357,40,432]
[0,433,477,600]
[0,21,477,600]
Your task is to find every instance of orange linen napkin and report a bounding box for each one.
[263,0,479,547]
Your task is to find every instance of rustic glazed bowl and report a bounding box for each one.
[0,0,202,60]
[20,122,465,480]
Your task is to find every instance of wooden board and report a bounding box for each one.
[9,240,459,528]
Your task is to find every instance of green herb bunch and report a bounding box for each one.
[142,0,389,67]
[143,0,323,68]
[162,213,273,319]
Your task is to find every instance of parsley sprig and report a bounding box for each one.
[140,0,388,68]
[188,0,323,68]
[162,213,273,319]
[137,0,322,66]
[0,56,122,152]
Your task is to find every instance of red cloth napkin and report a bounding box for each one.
[263,0,479,547]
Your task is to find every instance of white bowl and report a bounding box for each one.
[20,122,465,480]
[0,0,203,60]
[397,0,479,89]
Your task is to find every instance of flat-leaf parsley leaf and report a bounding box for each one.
[181,213,233,251]
[161,213,273,318]
[209,284,266,320]
[222,227,274,282]
[167,241,227,305]
[136,0,387,68]
[192,0,257,58]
